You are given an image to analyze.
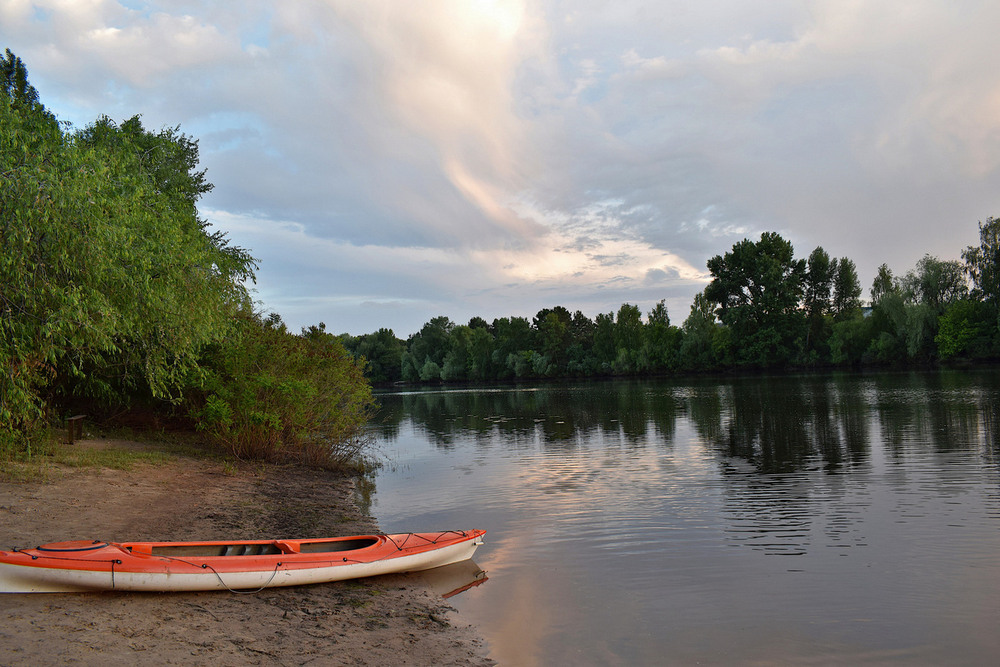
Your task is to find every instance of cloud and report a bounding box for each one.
[3,0,999,335]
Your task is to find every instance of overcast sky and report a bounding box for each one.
[3,1,999,336]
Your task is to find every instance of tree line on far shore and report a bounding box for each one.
[341,223,1000,385]
[1,50,373,467]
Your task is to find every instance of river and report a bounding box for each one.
[365,370,1000,665]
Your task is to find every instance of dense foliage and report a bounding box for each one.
[191,317,374,470]
[1,50,373,467]
[343,220,1000,384]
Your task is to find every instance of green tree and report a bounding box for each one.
[76,115,213,209]
[65,115,255,401]
[354,328,405,384]
[491,316,531,380]
[962,217,1000,345]
[468,316,490,330]
[705,232,807,366]
[1,48,55,125]
[647,300,670,327]
[904,304,938,360]
[866,266,911,363]
[419,358,443,382]
[891,255,969,361]
[870,264,897,305]
[803,247,835,356]
[465,326,496,380]
[804,247,836,318]
[402,316,454,381]
[643,300,681,372]
[2,60,255,444]
[900,255,968,314]
[679,290,723,370]
[832,258,863,320]
[824,257,866,364]
[829,316,872,365]
[935,300,994,360]
[534,308,571,373]
[569,310,595,347]
[592,312,616,371]
[565,310,596,374]
[866,291,907,363]
[441,325,472,381]
[613,303,643,373]
[962,217,1000,308]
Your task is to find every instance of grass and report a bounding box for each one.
[1,439,176,482]
[51,446,173,470]
[0,423,226,482]
[0,460,52,484]
[0,427,58,482]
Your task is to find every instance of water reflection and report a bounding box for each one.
[369,370,1000,665]
[418,559,488,599]
[372,383,679,447]
[374,371,1000,473]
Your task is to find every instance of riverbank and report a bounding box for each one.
[0,438,493,666]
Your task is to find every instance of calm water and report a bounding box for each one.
[365,371,1000,665]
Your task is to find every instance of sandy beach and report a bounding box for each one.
[0,439,493,666]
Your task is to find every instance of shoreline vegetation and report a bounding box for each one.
[341,224,1000,390]
[2,50,374,467]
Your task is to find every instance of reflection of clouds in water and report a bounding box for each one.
[469,518,551,667]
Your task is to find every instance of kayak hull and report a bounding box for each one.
[0,530,485,593]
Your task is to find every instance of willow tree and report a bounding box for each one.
[963,217,1000,311]
[1,50,254,444]
[831,258,863,320]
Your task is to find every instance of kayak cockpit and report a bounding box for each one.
[142,543,284,557]
[120,536,383,558]
[296,538,380,553]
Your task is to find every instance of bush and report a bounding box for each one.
[191,314,376,470]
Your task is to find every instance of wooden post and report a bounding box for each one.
[66,415,86,444]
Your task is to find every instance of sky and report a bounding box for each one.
[3,1,999,337]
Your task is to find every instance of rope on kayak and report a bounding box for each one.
[207,561,283,594]
[17,552,121,566]
[158,555,285,594]
[319,531,475,565]
[384,530,470,551]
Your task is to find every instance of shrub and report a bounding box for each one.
[191,314,376,470]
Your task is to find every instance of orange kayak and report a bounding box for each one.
[0,530,485,593]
